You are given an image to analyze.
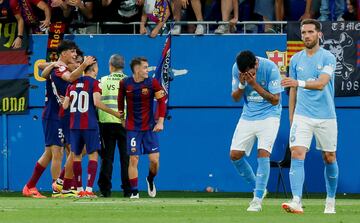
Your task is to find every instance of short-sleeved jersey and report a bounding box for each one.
[42,62,70,120]
[118,77,164,131]
[66,76,102,130]
[0,0,20,21]
[232,57,283,120]
[289,48,336,119]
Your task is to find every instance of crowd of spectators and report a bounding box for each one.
[0,0,359,39]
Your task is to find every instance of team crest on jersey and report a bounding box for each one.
[290,135,296,143]
[131,147,136,153]
[142,88,149,95]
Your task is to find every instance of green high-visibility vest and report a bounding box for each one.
[98,72,127,123]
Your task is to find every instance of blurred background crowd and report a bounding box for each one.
[0,0,359,38]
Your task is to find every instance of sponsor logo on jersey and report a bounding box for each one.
[247,91,264,103]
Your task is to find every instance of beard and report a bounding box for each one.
[304,38,318,49]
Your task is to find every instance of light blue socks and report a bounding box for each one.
[289,158,305,198]
[325,161,339,198]
[254,157,270,199]
[232,157,256,189]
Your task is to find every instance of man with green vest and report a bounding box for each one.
[98,54,131,197]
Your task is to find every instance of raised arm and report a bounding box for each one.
[231,65,245,102]
[41,62,59,79]
[245,72,280,105]
[37,1,51,30]
[231,85,245,102]
[67,0,94,20]
[62,56,96,82]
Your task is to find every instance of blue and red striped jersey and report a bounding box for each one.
[66,76,102,130]
[118,77,166,131]
[42,63,70,120]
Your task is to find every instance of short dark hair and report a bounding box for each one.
[300,19,321,32]
[130,57,148,73]
[84,56,97,73]
[236,50,256,72]
[57,40,78,54]
[76,48,84,63]
[109,54,125,69]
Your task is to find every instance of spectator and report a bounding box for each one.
[342,0,358,20]
[254,0,284,33]
[141,0,171,37]
[182,0,206,35]
[214,0,239,34]
[66,0,96,33]
[281,0,322,21]
[49,0,71,20]
[299,0,315,20]
[172,0,182,35]
[318,0,345,21]
[0,0,25,49]
[18,0,51,33]
[101,0,144,34]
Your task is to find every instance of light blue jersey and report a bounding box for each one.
[289,48,336,119]
[232,57,283,120]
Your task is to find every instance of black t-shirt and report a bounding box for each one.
[100,0,143,23]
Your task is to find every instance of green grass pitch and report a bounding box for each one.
[1,192,359,223]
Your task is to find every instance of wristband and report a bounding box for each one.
[298,80,306,88]
[238,82,246,90]
[17,35,24,40]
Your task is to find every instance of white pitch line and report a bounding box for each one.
[73,201,118,204]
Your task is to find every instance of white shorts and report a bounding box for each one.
[230,117,280,156]
[289,115,337,152]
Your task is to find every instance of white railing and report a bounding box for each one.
[73,21,288,34]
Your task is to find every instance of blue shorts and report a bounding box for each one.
[127,130,160,156]
[70,129,101,156]
[42,119,64,147]
[61,116,70,145]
